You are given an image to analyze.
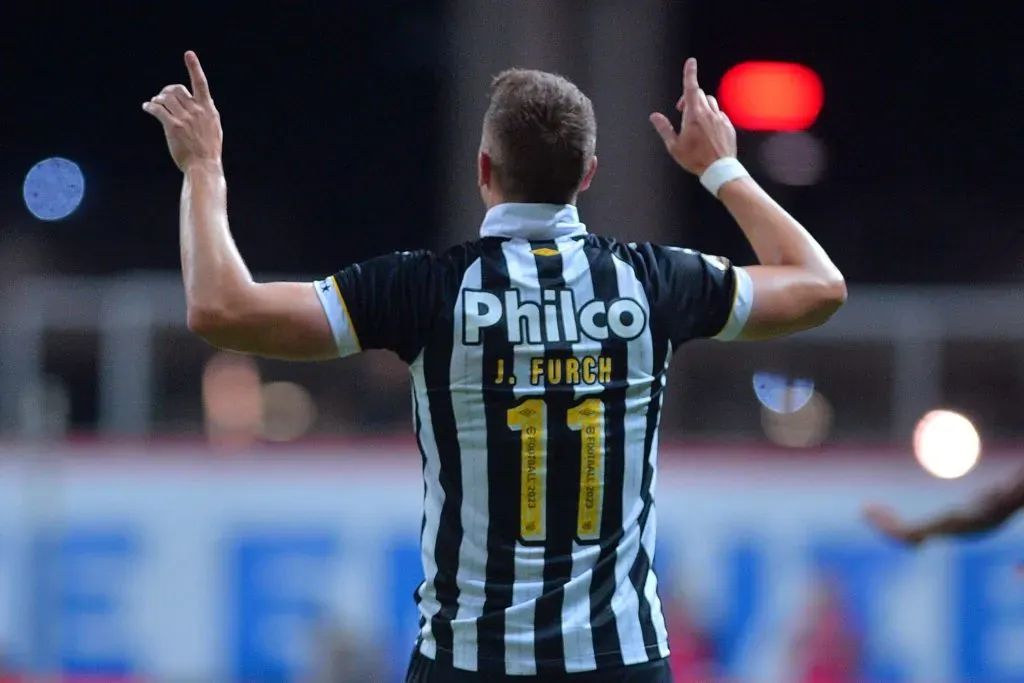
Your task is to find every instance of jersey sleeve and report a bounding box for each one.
[312,250,439,363]
[636,243,754,347]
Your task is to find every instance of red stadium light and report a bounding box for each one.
[717,62,824,132]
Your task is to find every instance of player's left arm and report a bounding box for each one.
[639,244,753,346]
[641,232,841,348]
[718,178,847,340]
[649,57,846,341]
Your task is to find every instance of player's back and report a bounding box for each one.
[405,203,751,676]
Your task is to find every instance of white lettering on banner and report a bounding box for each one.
[0,446,1017,682]
[462,289,647,345]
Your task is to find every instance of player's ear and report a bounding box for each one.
[578,155,598,193]
[478,150,493,189]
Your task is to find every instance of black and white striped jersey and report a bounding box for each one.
[314,203,753,676]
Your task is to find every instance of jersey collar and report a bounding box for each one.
[479,203,587,240]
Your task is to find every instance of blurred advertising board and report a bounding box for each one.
[0,443,1020,683]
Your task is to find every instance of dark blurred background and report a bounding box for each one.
[4,2,1022,280]
[1,1,1022,442]
[2,1,1022,443]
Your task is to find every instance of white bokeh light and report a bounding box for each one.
[913,410,981,479]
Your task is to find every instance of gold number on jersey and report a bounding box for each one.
[508,399,547,542]
[507,397,607,543]
[567,398,605,542]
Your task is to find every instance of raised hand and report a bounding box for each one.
[143,51,223,172]
[650,58,737,176]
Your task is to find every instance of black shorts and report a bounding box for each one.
[405,649,673,683]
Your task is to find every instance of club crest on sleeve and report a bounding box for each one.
[702,254,731,271]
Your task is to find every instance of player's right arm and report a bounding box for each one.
[650,58,846,341]
[864,472,1024,546]
[141,52,336,360]
[176,157,339,360]
[180,162,438,362]
[144,50,436,362]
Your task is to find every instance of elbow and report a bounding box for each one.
[810,273,847,323]
[819,276,848,317]
[794,276,847,331]
[186,304,236,346]
[185,282,255,346]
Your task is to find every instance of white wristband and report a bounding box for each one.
[699,157,750,197]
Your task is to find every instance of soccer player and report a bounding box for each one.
[864,472,1024,546]
[144,52,846,682]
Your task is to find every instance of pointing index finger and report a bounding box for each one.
[185,51,211,102]
[682,58,699,96]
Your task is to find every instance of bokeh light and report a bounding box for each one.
[753,372,815,414]
[202,352,262,447]
[758,132,827,186]
[261,381,317,442]
[913,409,981,479]
[23,157,86,221]
[761,390,834,448]
[717,61,824,132]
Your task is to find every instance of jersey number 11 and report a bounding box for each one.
[507,398,605,544]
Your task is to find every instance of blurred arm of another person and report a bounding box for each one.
[143,51,436,362]
[863,471,1024,547]
[650,58,846,340]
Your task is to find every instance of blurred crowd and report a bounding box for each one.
[662,574,861,683]
[297,570,863,683]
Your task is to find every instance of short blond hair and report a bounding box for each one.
[483,69,597,204]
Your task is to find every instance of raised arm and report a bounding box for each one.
[650,58,846,340]
[143,51,336,360]
[717,178,846,339]
[864,473,1024,546]
[179,162,336,359]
